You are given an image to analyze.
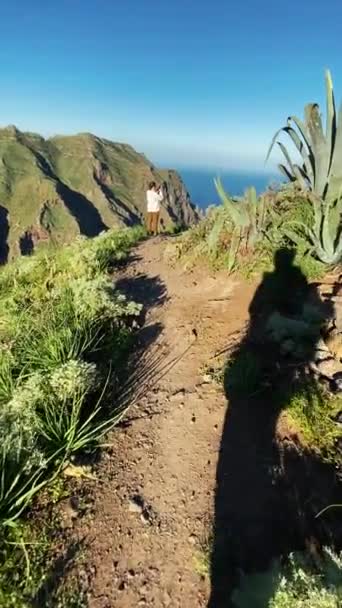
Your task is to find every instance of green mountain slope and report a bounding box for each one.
[0,126,198,261]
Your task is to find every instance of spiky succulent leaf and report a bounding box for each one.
[214,178,249,227]
[207,210,226,255]
[329,102,342,201]
[227,229,241,273]
[278,164,294,181]
[283,124,314,181]
[325,70,336,176]
[306,103,330,197]
[277,141,297,178]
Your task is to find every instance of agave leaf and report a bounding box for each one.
[305,103,329,197]
[289,115,312,159]
[329,101,342,201]
[245,187,257,231]
[267,120,313,185]
[326,196,342,252]
[312,196,323,242]
[227,229,241,273]
[277,141,296,178]
[258,195,266,232]
[246,186,257,207]
[325,69,336,176]
[278,164,294,182]
[305,103,325,146]
[289,116,317,191]
[207,210,226,255]
[214,178,249,227]
[265,126,287,164]
[283,125,314,181]
[321,197,335,258]
[286,220,317,245]
[292,165,308,191]
[283,226,309,248]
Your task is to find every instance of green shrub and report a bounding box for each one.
[233,547,342,608]
[224,350,263,398]
[0,521,86,607]
[0,226,143,531]
[284,385,341,463]
[179,182,330,279]
[0,523,49,607]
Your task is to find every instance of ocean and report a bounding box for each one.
[178,168,279,209]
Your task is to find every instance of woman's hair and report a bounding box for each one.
[148,181,156,190]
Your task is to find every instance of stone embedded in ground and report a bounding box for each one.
[163,241,182,265]
[128,495,144,514]
[140,510,151,525]
[170,388,186,402]
[314,338,331,361]
[333,297,342,332]
[202,374,212,383]
[163,590,172,606]
[59,497,79,528]
[317,357,342,378]
[333,372,342,393]
[325,332,342,359]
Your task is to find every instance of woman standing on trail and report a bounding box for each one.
[146,181,164,235]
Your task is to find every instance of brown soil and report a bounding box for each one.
[57,237,342,608]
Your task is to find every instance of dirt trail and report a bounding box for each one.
[67,237,256,607]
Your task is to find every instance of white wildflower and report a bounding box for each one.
[49,359,98,400]
[0,373,45,469]
[69,276,141,321]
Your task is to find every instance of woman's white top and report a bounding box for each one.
[146,188,163,212]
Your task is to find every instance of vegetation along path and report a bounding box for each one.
[59,235,254,607]
[61,235,342,608]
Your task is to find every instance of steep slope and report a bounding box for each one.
[0,126,198,260]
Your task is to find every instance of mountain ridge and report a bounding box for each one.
[0,125,198,261]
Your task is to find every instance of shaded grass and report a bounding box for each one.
[0,522,50,607]
[284,386,342,464]
[193,530,213,580]
[225,344,342,464]
[0,520,87,608]
[232,547,342,608]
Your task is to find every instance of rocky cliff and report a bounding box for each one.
[0,126,198,261]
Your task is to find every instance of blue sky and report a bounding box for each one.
[0,0,341,172]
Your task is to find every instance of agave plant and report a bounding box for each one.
[267,70,342,202]
[285,194,342,264]
[267,70,342,265]
[208,180,273,271]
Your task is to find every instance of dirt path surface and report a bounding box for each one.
[67,237,256,607]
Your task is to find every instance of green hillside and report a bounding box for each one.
[0,126,198,260]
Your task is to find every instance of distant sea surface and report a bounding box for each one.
[178,168,278,209]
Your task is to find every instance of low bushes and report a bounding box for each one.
[0,226,144,530]
[179,185,327,281]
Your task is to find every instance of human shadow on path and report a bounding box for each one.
[208,248,342,607]
[114,271,168,410]
[116,272,168,312]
